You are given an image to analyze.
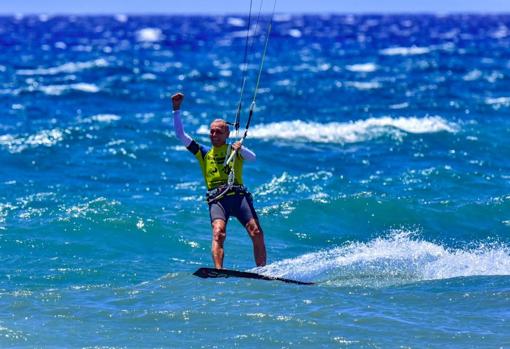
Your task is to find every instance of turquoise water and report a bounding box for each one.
[1,14,510,347]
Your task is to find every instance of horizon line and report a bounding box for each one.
[2,11,510,16]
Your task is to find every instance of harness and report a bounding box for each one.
[206,184,248,204]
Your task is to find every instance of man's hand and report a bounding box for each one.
[172,92,184,111]
[232,141,242,152]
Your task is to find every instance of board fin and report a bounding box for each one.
[193,267,314,285]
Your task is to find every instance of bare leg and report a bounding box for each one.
[245,218,266,267]
[211,219,227,269]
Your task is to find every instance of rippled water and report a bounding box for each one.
[1,14,510,348]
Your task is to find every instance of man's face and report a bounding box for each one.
[209,121,229,147]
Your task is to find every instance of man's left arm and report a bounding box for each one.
[240,145,256,161]
[232,141,256,161]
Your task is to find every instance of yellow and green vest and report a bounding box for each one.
[187,141,243,190]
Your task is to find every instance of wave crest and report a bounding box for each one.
[208,116,459,144]
[0,129,65,153]
[380,46,431,56]
[17,58,108,76]
[254,231,510,287]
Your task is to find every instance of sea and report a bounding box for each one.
[0,13,509,348]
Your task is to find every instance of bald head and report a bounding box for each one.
[210,119,230,133]
[209,119,230,147]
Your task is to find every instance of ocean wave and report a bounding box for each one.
[36,83,100,96]
[463,69,482,81]
[485,97,510,107]
[79,114,122,124]
[380,46,431,56]
[17,58,108,76]
[346,63,377,73]
[198,116,458,144]
[273,13,292,22]
[0,128,65,153]
[389,102,409,109]
[227,17,245,27]
[345,81,381,90]
[58,197,121,221]
[253,231,510,286]
[255,171,333,212]
[114,14,128,23]
[0,203,17,228]
[490,25,509,39]
[136,28,164,42]
[225,30,255,40]
[288,29,302,38]
[256,170,332,197]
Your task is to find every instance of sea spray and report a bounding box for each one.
[253,231,510,287]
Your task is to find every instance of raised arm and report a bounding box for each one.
[172,93,193,147]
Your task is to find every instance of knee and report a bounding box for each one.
[213,225,226,243]
[246,221,262,238]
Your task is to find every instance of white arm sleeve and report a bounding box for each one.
[240,145,256,161]
[173,110,193,147]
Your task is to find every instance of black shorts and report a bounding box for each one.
[208,192,259,226]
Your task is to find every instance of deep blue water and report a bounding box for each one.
[1,13,510,348]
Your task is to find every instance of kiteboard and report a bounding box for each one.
[193,267,314,285]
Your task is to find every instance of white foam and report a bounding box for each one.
[71,83,100,93]
[253,231,510,286]
[115,14,128,23]
[227,30,254,39]
[0,203,18,226]
[346,63,377,73]
[37,85,67,96]
[255,171,333,197]
[486,97,510,106]
[136,28,164,42]
[141,73,157,80]
[345,81,381,90]
[274,14,292,22]
[38,83,100,96]
[490,25,509,39]
[55,41,66,50]
[204,116,457,144]
[227,17,245,27]
[90,114,121,123]
[288,29,302,38]
[463,69,482,81]
[17,58,108,76]
[60,197,120,221]
[380,46,431,56]
[219,70,232,77]
[389,102,409,109]
[0,129,64,153]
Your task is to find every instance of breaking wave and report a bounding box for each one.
[254,231,510,287]
[346,63,378,72]
[0,129,65,153]
[17,58,108,76]
[0,113,121,153]
[199,116,458,144]
[380,46,431,56]
[136,28,164,42]
[37,83,101,95]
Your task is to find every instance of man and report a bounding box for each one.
[171,92,266,269]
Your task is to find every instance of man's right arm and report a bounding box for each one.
[172,93,210,157]
[173,109,193,148]
[172,92,193,147]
